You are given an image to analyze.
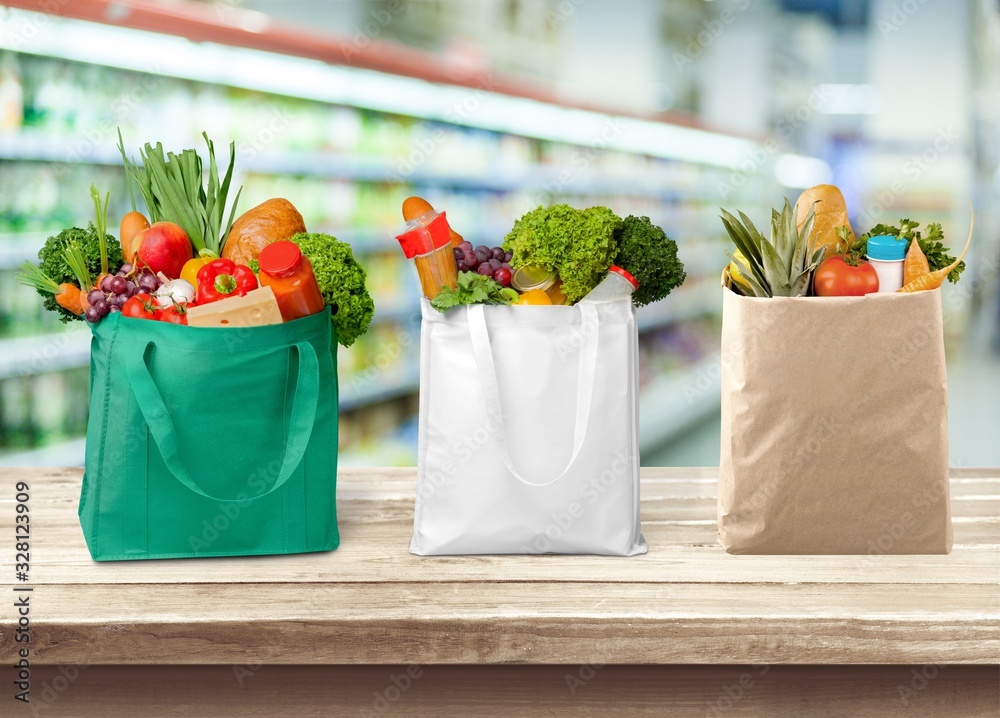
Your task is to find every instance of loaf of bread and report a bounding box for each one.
[793,184,854,257]
[222,198,306,266]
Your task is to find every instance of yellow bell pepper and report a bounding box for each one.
[180,254,214,288]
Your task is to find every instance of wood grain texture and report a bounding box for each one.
[0,468,997,667]
[0,665,996,718]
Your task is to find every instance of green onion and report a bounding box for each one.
[64,243,94,292]
[90,184,110,276]
[16,261,60,294]
[116,129,242,255]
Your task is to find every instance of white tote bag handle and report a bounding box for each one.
[467,303,600,487]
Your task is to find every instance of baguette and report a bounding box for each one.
[794,184,854,256]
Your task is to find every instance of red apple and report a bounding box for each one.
[134,222,192,279]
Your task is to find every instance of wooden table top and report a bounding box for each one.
[1,467,997,666]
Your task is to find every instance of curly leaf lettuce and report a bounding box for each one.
[502,204,621,303]
[288,232,374,347]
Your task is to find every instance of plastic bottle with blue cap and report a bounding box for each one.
[866,235,908,292]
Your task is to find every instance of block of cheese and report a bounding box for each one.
[186,285,284,328]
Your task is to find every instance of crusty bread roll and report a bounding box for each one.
[222,198,306,267]
[794,184,854,257]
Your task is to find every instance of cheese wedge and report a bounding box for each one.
[186,285,284,328]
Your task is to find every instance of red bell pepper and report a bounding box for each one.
[196,258,258,304]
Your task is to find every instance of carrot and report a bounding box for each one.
[402,196,464,248]
[62,284,85,315]
[120,211,150,264]
[898,206,973,293]
[16,261,85,315]
[902,235,930,286]
[402,196,433,221]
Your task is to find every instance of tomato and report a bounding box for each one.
[159,304,188,325]
[122,293,162,320]
[813,256,879,297]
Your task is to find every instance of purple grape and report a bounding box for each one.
[99,275,115,293]
[457,260,470,272]
[474,246,490,264]
[458,241,473,251]
[487,259,501,273]
[92,298,108,315]
[87,288,105,306]
[453,247,464,260]
[108,305,121,314]
[504,251,513,263]
[490,247,505,261]
[108,294,126,309]
[138,274,159,293]
[85,306,101,323]
[123,279,136,297]
[110,276,127,295]
[501,262,510,270]
[118,263,133,276]
[477,263,493,276]
[462,249,477,267]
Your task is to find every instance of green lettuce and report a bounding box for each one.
[502,204,621,303]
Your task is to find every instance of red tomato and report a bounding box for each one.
[813,256,879,296]
[122,293,162,320]
[159,304,189,325]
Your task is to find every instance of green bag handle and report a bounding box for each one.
[125,340,320,503]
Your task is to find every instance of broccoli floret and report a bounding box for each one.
[614,216,686,307]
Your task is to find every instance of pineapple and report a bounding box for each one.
[720,199,825,297]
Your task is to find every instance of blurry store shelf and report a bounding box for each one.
[0,134,700,201]
[336,368,421,413]
[0,232,47,269]
[638,356,722,455]
[636,285,722,333]
[0,330,91,379]
[0,437,86,467]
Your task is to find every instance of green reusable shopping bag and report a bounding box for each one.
[78,307,339,561]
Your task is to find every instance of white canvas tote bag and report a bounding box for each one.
[410,298,647,556]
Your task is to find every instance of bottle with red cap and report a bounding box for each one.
[579,266,640,303]
[394,210,458,300]
[257,240,327,322]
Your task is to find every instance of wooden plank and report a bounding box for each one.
[1,582,996,665]
[0,665,996,718]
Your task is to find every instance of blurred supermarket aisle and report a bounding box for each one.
[0,0,997,467]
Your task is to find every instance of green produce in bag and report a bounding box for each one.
[78,308,339,561]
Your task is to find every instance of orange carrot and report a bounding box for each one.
[59,284,85,315]
[120,211,150,264]
[898,207,973,293]
[16,261,85,316]
[401,196,464,248]
[902,236,930,286]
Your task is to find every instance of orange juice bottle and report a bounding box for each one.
[257,241,326,322]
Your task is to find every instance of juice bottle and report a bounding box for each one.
[394,210,458,300]
[257,241,326,321]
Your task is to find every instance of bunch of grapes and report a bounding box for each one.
[84,263,161,323]
[453,242,513,287]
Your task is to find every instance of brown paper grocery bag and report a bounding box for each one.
[718,288,952,554]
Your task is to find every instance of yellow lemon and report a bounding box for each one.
[516,289,552,305]
[727,250,754,292]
